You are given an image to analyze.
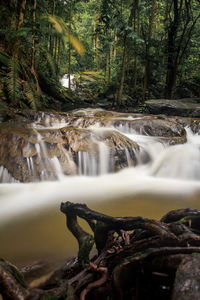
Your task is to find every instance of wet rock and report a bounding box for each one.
[61,127,141,173]
[0,124,77,182]
[0,122,141,182]
[114,118,186,145]
[145,98,200,117]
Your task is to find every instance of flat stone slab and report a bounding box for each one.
[145,98,200,117]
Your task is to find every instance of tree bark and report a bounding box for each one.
[116,0,136,105]
[94,13,99,71]
[108,30,113,85]
[68,2,72,89]
[17,0,26,30]
[143,0,157,100]
[49,1,56,55]
[31,0,40,93]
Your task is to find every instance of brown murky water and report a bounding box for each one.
[1,192,200,267]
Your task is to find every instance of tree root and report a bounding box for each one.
[79,263,108,300]
[1,204,200,300]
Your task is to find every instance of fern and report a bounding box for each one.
[0,50,10,66]
[24,81,38,110]
[36,45,56,74]
[6,57,20,104]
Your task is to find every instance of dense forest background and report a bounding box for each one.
[0,0,200,111]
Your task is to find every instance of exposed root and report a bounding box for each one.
[1,205,200,300]
[79,263,108,300]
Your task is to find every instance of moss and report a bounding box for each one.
[78,234,94,267]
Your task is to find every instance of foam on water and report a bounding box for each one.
[0,168,200,224]
[1,112,200,224]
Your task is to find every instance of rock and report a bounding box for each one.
[0,123,141,182]
[145,98,200,117]
[62,127,141,172]
[0,124,77,182]
[113,117,187,145]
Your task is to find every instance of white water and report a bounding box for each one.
[0,123,200,224]
[60,74,76,90]
[1,112,200,264]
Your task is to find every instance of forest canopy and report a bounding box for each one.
[0,0,200,111]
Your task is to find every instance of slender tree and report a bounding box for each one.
[165,0,200,99]
[143,0,157,100]
[31,0,40,92]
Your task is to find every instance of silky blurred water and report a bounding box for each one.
[0,115,200,265]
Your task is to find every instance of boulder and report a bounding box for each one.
[145,98,200,117]
[113,118,187,145]
[0,124,141,182]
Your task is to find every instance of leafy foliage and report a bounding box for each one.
[6,58,21,105]
[0,0,200,111]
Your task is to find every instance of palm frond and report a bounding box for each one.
[45,15,85,56]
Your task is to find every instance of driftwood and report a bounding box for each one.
[1,204,200,299]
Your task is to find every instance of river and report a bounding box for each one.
[0,109,200,266]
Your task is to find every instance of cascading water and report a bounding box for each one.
[1,109,200,263]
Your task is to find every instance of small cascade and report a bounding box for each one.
[60,74,76,90]
[114,121,137,134]
[0,108,200,184]
[98,141,110,174]
[0,166,19,183]
[35,134,64,180]
[26,157,35,177]
[77,152,97,175]
[1,109,200,227]
[148,127,200,180]
[77,140,110,175]
[125,133,166,163]
[149,143,200,180]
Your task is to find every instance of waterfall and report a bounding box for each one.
[1,109,200,264]
[0,109,200,224]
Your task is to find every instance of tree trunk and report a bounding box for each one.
[133,0,140,94]
[13,0,27,58]
[108,31,113,85]
[49,1,56,55]
[104,54,108,86]
[113,31,117,60]
[116,0,138,105]
[57,37,61,71]
[17,0,26,30]
[116,39,127,105]
[94,14,99,72]
[31,0,40,93]
[143,0,157,100]
[165,0,179,99]
[68,3,72,90]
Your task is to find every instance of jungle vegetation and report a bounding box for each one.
[0,0,200,111]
